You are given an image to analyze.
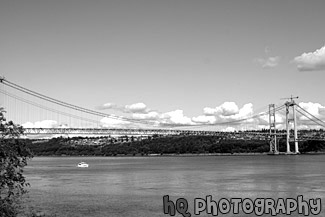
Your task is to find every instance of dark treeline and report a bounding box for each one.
[26,136,325,156]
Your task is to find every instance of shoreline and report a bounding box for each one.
[30,151,325,158]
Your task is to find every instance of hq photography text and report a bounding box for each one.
[163,195,322,216]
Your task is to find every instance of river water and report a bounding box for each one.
[23,155,325,217]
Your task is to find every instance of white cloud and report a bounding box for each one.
[194,102,255,130]
[203,102,239,116]
[103,103,115,108]
[255,102,325,129]
[202,102,253,120]
[160,110,193,125]
[255,56,280,69]
[253,102,325,130]
[96,102,117,110]
[275,123,285,130]
[297,124,322,130]
[298,102,325,117]
[214,103,253,121]
[222,127,236,132]
[22,120,58,128]
[192,115,217,124]
[132,111,159,120]
[69,101,325,130]
[114,101,325,130]
[297,102,325,123]
[97,102,255,128]
[124,102,149,113]
[228,103,253,119]
[219,102,239,116]
[293,45,325,71]
[97,102,152,114]
[256,114,269,126]
[100,117,131,128]
[203,107,219,116]
[256,112,285,128]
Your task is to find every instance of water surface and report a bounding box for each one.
[24,155,325,216]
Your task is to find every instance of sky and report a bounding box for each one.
[1,0,325,130]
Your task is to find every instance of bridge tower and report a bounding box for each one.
[285,97,299,154]
[269,104,278,154]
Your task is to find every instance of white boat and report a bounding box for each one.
[77,162,89,168]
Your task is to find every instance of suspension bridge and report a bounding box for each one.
[1,76,325,154]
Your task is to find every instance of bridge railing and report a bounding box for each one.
[18,127,325,141]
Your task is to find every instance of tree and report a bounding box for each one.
[0,108,33,216]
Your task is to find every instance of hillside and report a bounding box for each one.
[26,136,325,156]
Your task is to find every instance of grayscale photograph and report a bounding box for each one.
[0,0,324,216]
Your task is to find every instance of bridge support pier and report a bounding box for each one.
[285,99,300,154]
[293,103,299,154]
[269,104,278,154]
[285,105,292,154]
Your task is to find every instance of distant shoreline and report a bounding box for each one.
[27,136,325,157]
[30,151,325,157]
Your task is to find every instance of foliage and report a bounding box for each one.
[28,135,272,156]
[0,108,33,216]
[27,134,325,157]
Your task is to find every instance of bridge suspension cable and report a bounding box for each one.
[0,89,100,125]
[6,77,321,133]
[295,104,325,128]
[0,78,161,127]
[1,77,288,130]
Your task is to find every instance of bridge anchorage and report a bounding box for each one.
[269,96,300,155]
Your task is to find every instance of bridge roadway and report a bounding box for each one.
[22,128,325,141]
[23,127,243,136]
[23,127,276,139]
